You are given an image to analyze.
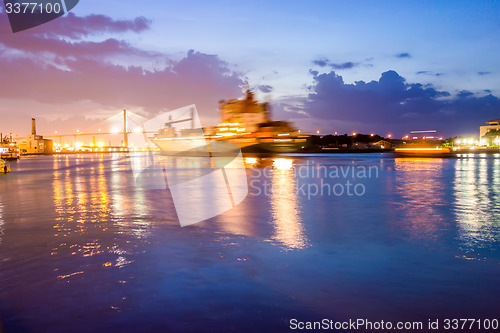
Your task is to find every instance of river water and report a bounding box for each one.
[0,153,498,332]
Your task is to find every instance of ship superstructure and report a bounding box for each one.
[152,91,308,154]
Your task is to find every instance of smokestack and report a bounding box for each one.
[31,118,36,135]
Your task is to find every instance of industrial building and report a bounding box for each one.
[19,118,53,154]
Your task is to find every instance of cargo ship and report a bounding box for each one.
[0,144,20,160]
[152,91,309,155]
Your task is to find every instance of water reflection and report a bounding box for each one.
[0,200,3,244]
[453,157,500,251]
[270,158,308,250]
[51,154,151,273]
[392,158,447,240]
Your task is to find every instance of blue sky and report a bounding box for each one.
[0,0,499,137]
[74,0,500,93]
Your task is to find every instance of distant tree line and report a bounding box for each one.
[309,133,386,148]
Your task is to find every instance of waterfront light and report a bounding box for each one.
[370,133,374,137]
[316,130,320,134]
[387,134,392,138]
[352,132,356,136]
[456,139,461,145]
[245,157,258,165]
[273,158,293,170]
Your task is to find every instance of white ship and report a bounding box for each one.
[152,91,308,155]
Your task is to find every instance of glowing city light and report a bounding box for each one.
[245,157,258,165]
[273,158,293,170]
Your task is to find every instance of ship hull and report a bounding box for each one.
[152,136,307,156]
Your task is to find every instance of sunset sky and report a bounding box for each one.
[0,0,499,138]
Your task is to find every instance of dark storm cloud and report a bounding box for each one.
[257,85,273,93]
[416,70,443,77]
[304,70,500,135]
[396,52,412,58]
[312,58,359,70]
[312,58,329,67]
[330,62,357,70]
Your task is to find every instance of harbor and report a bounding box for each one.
[1,1,499,331]
[4,95,500,161]
[1,152,499,332]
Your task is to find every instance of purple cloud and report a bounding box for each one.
[304,70,500,136]
[330,62,358,70]
[396,52,412,58]
[0,12,245,127]
[312,58,329,67]
[257,85,273,93]
[312,58,359,70]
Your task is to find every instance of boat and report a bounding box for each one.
[0,159,11,174]
[0,144,20,160]
[394,140,455,157]
[152,91,309,155]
